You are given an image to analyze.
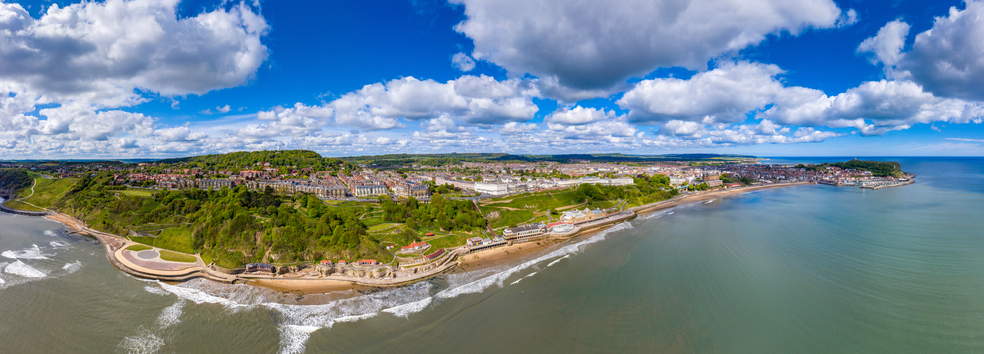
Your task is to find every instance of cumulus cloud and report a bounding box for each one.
[0,0,268,106]
[451,52,476,72]
[762,80,984,135]
[857,19,909,68]
[328,75,538,129]
[498,122,538,134]
[618,62,785,125]
[546,106,614,126]
[451,0,843,91]
[897,1,984,100]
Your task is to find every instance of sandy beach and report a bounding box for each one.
[249,278,359,295]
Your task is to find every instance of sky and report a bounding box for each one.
[0,0,983,158]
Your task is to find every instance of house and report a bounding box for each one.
[320,260,333,266]
[401,242,430,252]
[358,259,379,266]
[466,237,484,246]
[337,260,348,265]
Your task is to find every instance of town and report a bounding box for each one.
[0,153,914,286]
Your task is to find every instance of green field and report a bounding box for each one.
[128,227,195,254]
[126,244,152,252]
[16,176,78,209]
[2,200,44,211]
[159,250,198,263]
[119,189,154,198]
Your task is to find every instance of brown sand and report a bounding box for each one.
[249,278,358,295]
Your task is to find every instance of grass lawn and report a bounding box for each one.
[159,250,197,263]
[19,176,78,208]
[153,228,195,254]
[2,200,44,211]
[486,208,535,229]
[126,244,152,252]
[128,227,195,254]
[425,233,471,250]
[120,189,154,198]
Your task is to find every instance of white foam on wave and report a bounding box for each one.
[277,325,320,354]
[44,230,58,237]
[434,222,633,301]
[2,244,51,260]
[382,296,433,318]
[62,260,82,274]
[49,241,68,248]
[118,327,164,354]
[4,260,47,278]
[144,285,170,296]
[0,276,5,285]
[156,300,185,329]
[547,255,570,267]
[149,279,434,354]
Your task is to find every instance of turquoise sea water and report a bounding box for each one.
[0,157,982,353]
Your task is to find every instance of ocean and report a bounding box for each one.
[0,157,981,353]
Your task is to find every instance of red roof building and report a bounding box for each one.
[401,242,430,251]
[358,259,379,265]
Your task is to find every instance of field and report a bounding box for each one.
[119,189,154,198]
[159,250,198,263]
[129,227,195,254]
[1,200,44,211]
[126,244,152,252]
[17,175,78,209]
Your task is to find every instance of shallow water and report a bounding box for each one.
[0,157,981,353]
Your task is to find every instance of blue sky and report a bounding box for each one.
[0,0,982,158]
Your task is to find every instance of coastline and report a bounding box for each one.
[30,181,816,294]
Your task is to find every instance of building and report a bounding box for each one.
[502,223,547,242]
[401,242,430,252]
[393,182,431,199]
[320,260,333,266]
[357,259,379,266]
[354,184,388,198]
[474,182,509,195]
[245,263,275,274]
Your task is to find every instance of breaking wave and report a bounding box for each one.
[62,261,83,275]
[156,300,185,329]
[49,241,68,248]
[44,230,58,237]
[118,327,164,354]
[4,260,47,278]
[2,244,51,260]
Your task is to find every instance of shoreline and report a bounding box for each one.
[29,181,817,294]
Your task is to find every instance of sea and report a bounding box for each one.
[0,157,982,353]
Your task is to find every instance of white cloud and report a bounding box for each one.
[451,0,843,91]
[217,105,232,113]
[546,106,614,125]
[498,121,538,134]
[762,80,984,135]
[618,62,785,124]
[836,8,859,28]
[898,1,984,100]
[857,19,909,68]
[328,75,538,129]
[451,52,476,72]
[0,0,269,106]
